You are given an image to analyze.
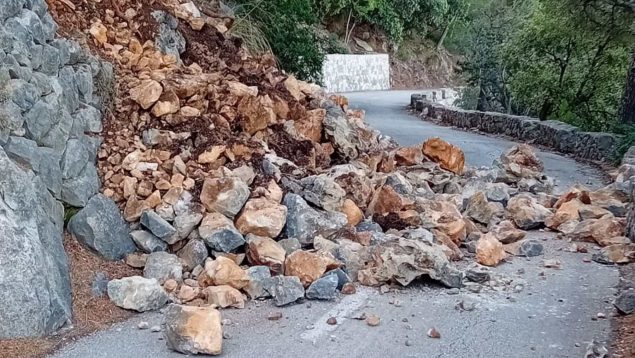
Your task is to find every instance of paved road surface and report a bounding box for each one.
[49,91,618,358]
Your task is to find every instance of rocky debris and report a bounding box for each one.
[358,238,462,288]
[144,252,183,284]
[265,275,305,306]
[507,194,552,230]
[614,291,635,315]
[246,235,286,275]
[141,211,178,244]
[285,250,331,287]
[177,239,208,271]
[164,304,223,356]
[490,220,526,244]
[568,217,626,246]
[283,193,347,246]
[107,276,168,312]
[236,198,287,238]
[427,327,441,338]
[518,240,544,257]
[592,244,635,264]
[68,194,136,260]
[198,257,249,290]
[130,230,168,253]
[422,138,465,174]
[366,315,381,326]
[200,177,250,218]
[203,285,246,309]
[464,191,502,225]
[306,274,339,300]
[476,234,506,267]
[199,212,245,253]
[244,266,272,299]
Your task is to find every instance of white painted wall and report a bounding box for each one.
[322,54,391,93]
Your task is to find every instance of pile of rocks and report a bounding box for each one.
[40,0,634,354]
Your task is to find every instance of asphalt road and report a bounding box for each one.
[49,91,619,358]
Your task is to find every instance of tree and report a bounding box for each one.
[620,50,635,123]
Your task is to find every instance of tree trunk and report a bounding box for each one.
[620,50,635,124]
[436,15,456,51]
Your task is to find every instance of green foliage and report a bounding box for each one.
[453,0,635,132]
[64,206,79,226]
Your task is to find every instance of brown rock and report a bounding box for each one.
[366,185,413,217]
[203,285,246,309]
[198,146,226,164]
[197,256,249,289]
[490,220,526,244]
[418,199,466,244]
[130,80,163,109]
[151,90,180,117]
[546,199,583,230]
[593,243,635,264]
[500,144,544,178]
[464,191,501,225]
[164,304,222,356]
[394,146,424,166]
[366,315,381,327]
[427,327,441,339]
[476,233,506,267]
[177,285,200,303]
[507,194,552,230]
[125,252,148,268]
[284,251,328,287]
[227,81,258,97]
[237,96,275,134]
[164,279,179,292]
[341,199,364,226]
[422,137,465,174]
[295,109,324,142]
[326,317,337,325]
[341,283,356,295]
[246,235,286,275]
[568,217,626,246]
[235,198,287,238]
[284,75,305,102]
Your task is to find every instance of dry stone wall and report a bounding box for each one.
[322,54,390,93]
[0,0,127,338]
[411,95,619,162]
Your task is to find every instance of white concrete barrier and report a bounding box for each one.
[322,54,390,93]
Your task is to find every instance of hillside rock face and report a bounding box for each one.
[0,0,110,338]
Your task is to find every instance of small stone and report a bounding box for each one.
[341,283,356,295]
[427,327,441,339]
[306,274,338,300]
[405,340,413,347]
[596,312,606,319]
[543,259,561,269]
[267,312,283,321]
[264,276,305,307]
[326,317,337,325]
[518,240,544,257]
[140,211,178,244]
[366,315,380,327]
[138,322,149,330]
[614,291,635,315]
[150,325,161,332]
[164,279,178,292]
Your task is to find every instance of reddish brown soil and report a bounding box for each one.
[0,235,140,358]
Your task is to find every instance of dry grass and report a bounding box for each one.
[0,234,140,358]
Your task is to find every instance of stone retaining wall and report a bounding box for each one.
[322,54,390,93]
[410,94,619,162]
[0,0,115,338]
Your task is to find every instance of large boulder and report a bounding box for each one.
[235,198,287,238]
[0,148,71,338]
[283,193,347,246]
[164,304,223,356]
[568,217,626,246]
[507,194,552,230]
[422,137,465,175]
[107,276,168,312]
[246,235,286,275]
[68,194,136,260]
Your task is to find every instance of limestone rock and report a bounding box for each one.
[568,217,626,246]
[300,174,347,212]
[130,230,167,253]
[284,251,329,287]
[422,137,465,174]
[306,274,338,300]
[164,304,223,356]
[177,239,208,271]
[130,80,163,110]
[140,210,178,244]
[464,191,501,225]
[476,233,506,267]
[143,252,183,284]
[244,266,272,299]
[236,198,287,238]
[203,285,246,309]
[507,194,552,230]
[199,212,245,253]
[198,256,249,289]
[200,177,249,218]
[357,238,462,288]
[68,194,136,260]
[615,291,635,315]
[265,275,305,306]
[592,243,635,264]
[107,276,168,312]
[283,193,347,246]
[246,235,286,275]
[490,220,526,244]
[173,211,203,240]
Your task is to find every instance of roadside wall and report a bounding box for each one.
[410,95,619,162]
[322,54,390,93]
[0,0,112,338]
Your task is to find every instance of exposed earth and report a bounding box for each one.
[48,91,621,358]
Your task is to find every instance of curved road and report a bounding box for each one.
[49,91,618,358]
